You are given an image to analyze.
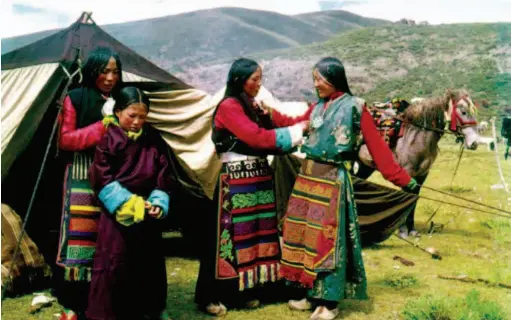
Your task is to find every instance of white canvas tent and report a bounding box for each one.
[0,12,216,259]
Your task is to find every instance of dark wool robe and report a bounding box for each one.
[86,125,172,320]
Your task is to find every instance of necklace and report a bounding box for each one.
[312,101,329,129]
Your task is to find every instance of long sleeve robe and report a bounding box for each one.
[86,125,172,320]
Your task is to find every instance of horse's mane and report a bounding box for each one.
[402,96,446,129]
[402,89,471,129]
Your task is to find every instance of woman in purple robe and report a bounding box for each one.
[85,87,172,320]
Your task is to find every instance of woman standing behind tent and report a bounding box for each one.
[194,57,312,316]
[279,57,418,320]
[55,46,122,320]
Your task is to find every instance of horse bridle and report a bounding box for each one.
[449,97,478,131]
[447,96,479,143]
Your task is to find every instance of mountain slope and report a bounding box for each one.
[2,8,390,71]
[103,7,330,71]
[1,29,57,55]
[177,23,511,118]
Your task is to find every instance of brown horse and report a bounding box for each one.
[355,89,479,238]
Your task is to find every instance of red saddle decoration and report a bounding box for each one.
[368,99,407,148]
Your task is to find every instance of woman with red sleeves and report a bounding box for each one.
[55,47,122,320]
[194,58,311,316]
[279,57,418,320]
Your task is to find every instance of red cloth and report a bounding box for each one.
[214,97,308,150]
[59,96,106,151]
[450,106,459,131]
[360,107,411,187]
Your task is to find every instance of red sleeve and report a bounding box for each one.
[270,104,314,127]
[214,98,278,150]
[360,107,411,187]
[58,96,106,151]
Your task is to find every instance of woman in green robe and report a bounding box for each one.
[279,57,418,320]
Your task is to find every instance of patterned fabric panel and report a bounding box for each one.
[215,159,281,291]
[56,152,100,281]
[280,174,341,288]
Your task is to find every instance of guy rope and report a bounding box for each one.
[425,143,465,227]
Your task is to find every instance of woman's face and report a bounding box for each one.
[115,103,148,132]
[243,67,262,98]
[96,57,120,94]
[313,69,336,99]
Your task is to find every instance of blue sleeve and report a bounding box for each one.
[275,127,292,152]
[147,189,170,218]
[98,181,133,214]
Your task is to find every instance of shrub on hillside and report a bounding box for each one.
[382,272,420,289]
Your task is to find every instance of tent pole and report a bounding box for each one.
[1,69,76,302]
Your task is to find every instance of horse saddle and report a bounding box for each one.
[368,98,410,149]
[358,99,410,169]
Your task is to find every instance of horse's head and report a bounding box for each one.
[445,89,479,150]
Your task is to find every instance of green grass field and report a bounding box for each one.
[2,138,510,320]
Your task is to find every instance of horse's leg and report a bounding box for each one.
[401,174,428,238]
[404,190,420,236]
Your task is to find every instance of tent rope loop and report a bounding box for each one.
[76,57,83,83]
[59,62,83,83]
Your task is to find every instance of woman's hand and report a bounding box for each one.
[148,206,162,218]
[145,201,162,218]
[403,178,419,193]
[254,101,270,115]
[299,120,310,134]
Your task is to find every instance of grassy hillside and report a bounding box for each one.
[3,140,510,319]
[1,8,389,71]
[178,23,511,119]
